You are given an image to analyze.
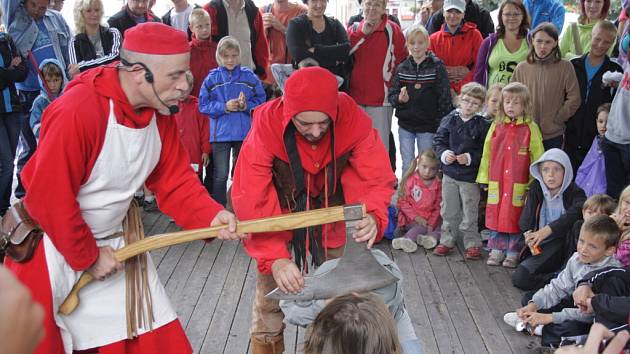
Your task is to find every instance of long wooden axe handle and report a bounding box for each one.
[58,204,365,315]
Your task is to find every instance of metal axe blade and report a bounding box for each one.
[265,204,399,301]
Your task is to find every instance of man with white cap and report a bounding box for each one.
[3,22,243,354]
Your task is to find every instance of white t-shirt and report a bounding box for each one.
[170,4,193,32]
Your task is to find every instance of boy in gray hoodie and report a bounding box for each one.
[504,215,620,348]
[512,148,587,290]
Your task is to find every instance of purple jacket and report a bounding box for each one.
[473,33,499,87]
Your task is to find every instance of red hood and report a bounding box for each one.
[66,63,159,128]
[282,67,339,127]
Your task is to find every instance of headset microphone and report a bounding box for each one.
[121,59,180,115]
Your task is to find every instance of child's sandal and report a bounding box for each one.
[486,250,505,266]
[502,255,519,268]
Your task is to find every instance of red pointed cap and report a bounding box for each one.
[122,22,190,55]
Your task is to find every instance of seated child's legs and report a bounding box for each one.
[520,292,575,313]
[439,175,462,248]
[512,238,565,291]
[541,320,591,348]
[404,223,427,242]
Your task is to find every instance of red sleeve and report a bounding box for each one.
[393,26,408,67]
[198,111,211,154]
[458,30,484,91]
[22,87,104,271]
[230,120,291,274]
[204,4,219,38]
[347,22,367,47]
[396,191,416,222]
[254,11,270,80]
[427,185,442,229]
[145,117,223,229]
[340,129,396,243]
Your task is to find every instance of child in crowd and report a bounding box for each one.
[477,82,544,268]
[513,149,587,290]
[281,249,422,354]
[30,59,67,139]
[189,8,217,98]
[432,82,489,259]
[564,194,616,266]
[575,103,610,197]
[199,36,266,206]
[483,83,504,123]
[566,21,621,172]
[388,25,453,173]
[393,150,442,253]
[301,293,402,354]
[612,185,630,268]
[504,215,620,348]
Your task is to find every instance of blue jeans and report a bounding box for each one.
[398,127,434,174]
[211,141,242,206]
[0,112,22,215]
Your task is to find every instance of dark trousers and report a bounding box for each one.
[543,135,564,151]
[388,132,396,173]
[602,137,630,200]
[0,112,22,215]
[211,141,242,206]
[512,237,565,291]
[521,292,591,347]
[14,90,39,199]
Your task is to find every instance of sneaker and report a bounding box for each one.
[503,312,524,331]
[418,235,438,250]
[143,199,158,212]
[433,244,452,256]
[486,250,505,266]
[465,246,482,260]
[392,238,418,253]
[502,255,519,268]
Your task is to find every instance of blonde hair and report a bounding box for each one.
[189,7,210,27]
[73,0,104,34]
[459,82,486,103]
[583,194,616,215]
[496,82,533,124]
[405,24,430,46]
[398,149,438,199]
[593,19,618,39]
[303,293,401,354]
[216,36,241,66]
[485,83,505,103]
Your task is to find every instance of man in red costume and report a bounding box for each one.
[4,22,243,354]
[230,66,396,354]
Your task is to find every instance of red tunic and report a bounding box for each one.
[174,96,211,167]
[230,93,396,274]
[6,65,223,353]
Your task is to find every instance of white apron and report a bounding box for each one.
[43,101,177,353]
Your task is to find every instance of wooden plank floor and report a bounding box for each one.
[144,212,539,354]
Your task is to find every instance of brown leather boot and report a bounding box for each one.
[250,336,284,354]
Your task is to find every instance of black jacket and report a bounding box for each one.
[565,54,622,170]
[563,219,583,267]
[428,0,495,38]
[389,54,453,134]
[0,32,27,114]
[286,14,349,78]
[579,266,630,330]
[432,110,489,183]
[107,7,161,38]
[69,26,121,73]
[519,180,586,246]
[161,4,201,40]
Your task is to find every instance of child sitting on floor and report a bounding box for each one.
[575,103,611,197]
[504,215,620,348]
[393,149,441,253]
[432,82,489,259]
[513,149,587,291]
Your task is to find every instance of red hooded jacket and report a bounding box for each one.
[428,22,483,93]
[230,67,396,274]
[174,96,211,167]
[189,36,218,98]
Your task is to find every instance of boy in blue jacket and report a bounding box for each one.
[199,36,266,206]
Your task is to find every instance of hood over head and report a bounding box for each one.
[530,148,573,200]
[282,67,339,127]
[38,58,68,99]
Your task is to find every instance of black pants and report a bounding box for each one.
[388,132,396,173]
[512,237,565,291]
[14,90,39,199]
[602,137,630,199]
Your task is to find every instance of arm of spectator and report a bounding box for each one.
[387,67,403,107]
[0,36,26,84]
[253,11,270,79]
[552,307,593,324]
[0,0,20,29]
[435,63,454,117]
[432,115,451,159]
[392,28,408,67]
[480,10,495,38]
[591,294,630,326]
[547,186,586,239]
[286,17,314,63]
[532,262,577,310]
[475,122,496,184]
[397,190,417,222]
[552,3,566,34]
[559,28,575,59]
[198,76,228,119]
[70,28,122,73]
[472,37,491,85]
[459,30,483,86]
[245,75,267,112]
[279,299,325,327]
[313,19,350,63]
[554,65,581,123]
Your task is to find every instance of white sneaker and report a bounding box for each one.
[392,238,418,253]
[503,312,524,331]
[418,235,438,250]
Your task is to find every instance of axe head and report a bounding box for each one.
[265,204,399,301]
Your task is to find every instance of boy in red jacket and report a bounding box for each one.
[175,95,211,180]
[189,8,218,98]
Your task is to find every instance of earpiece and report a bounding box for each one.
[144,69,154,84]
[119,58,179,114]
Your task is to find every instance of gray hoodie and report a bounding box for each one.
[529,148,574,231]
[605,70,630,144]
[532,252,620,324]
